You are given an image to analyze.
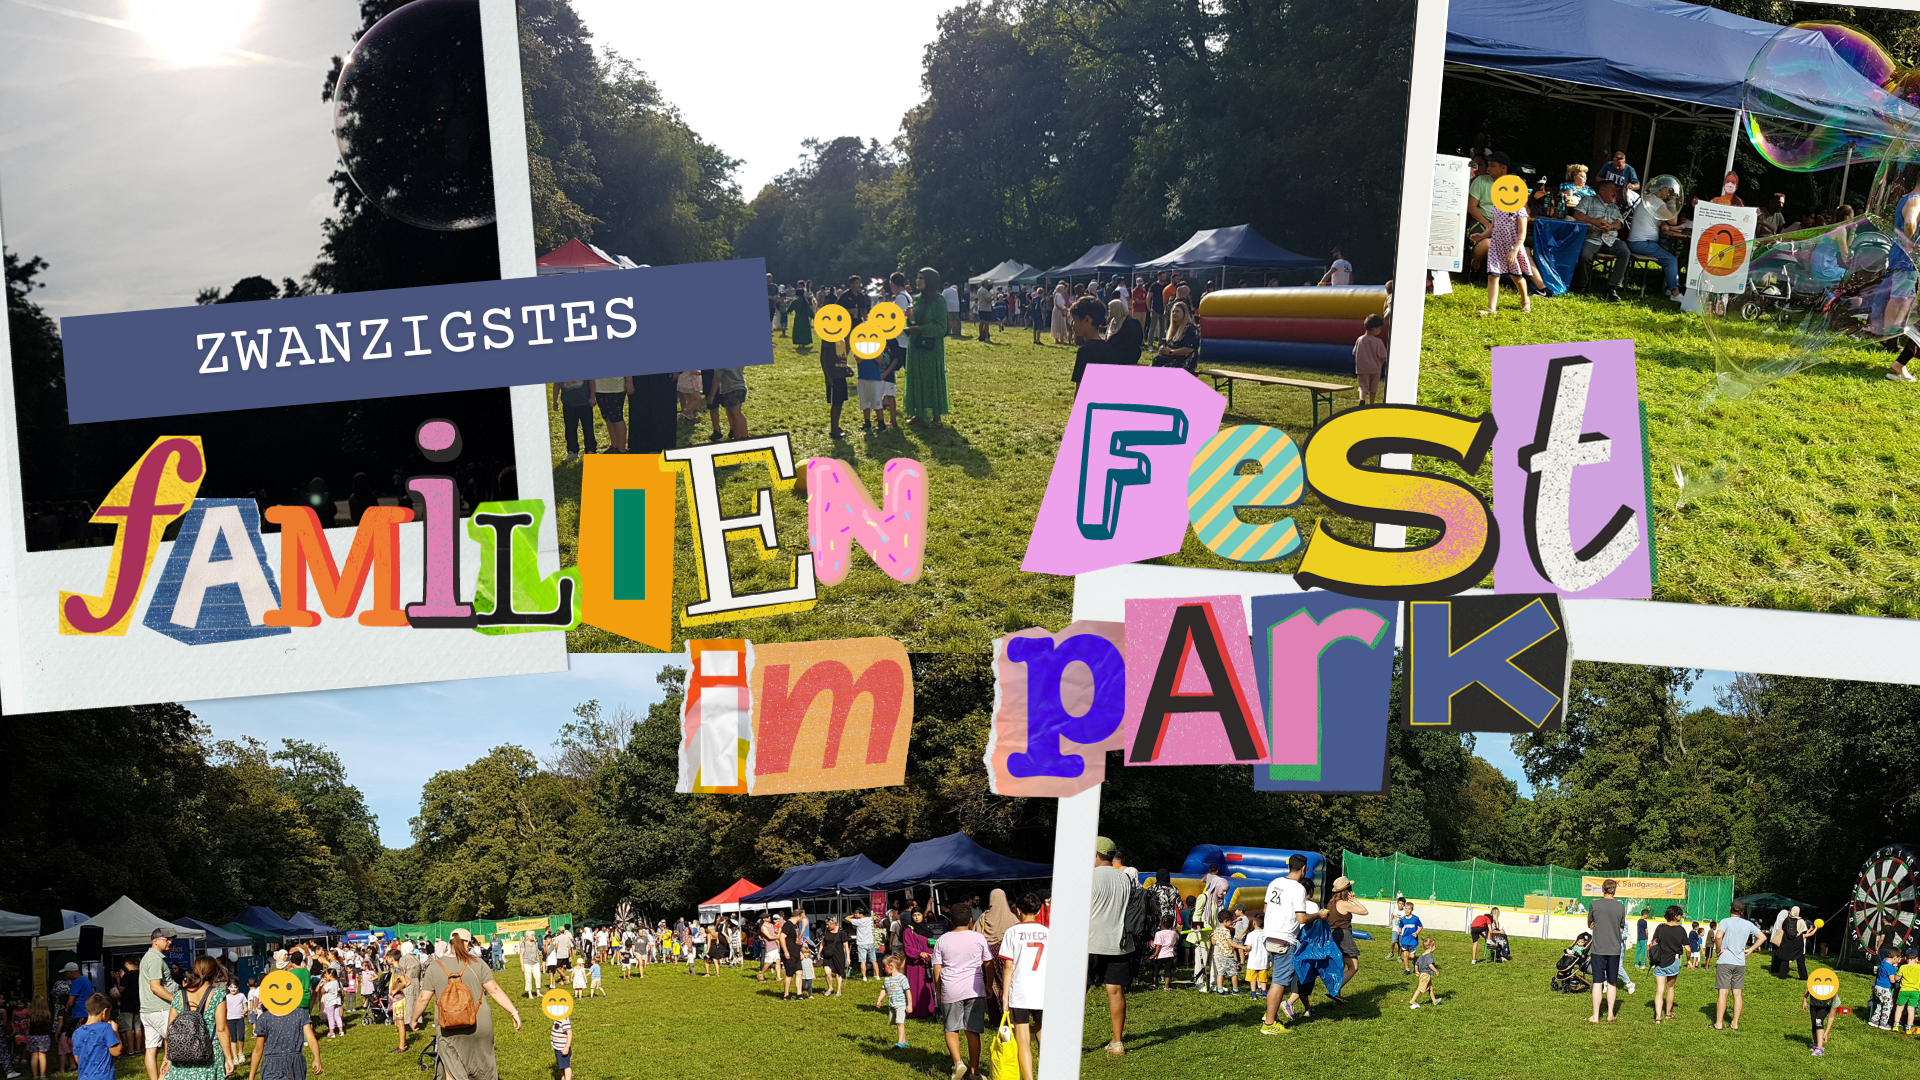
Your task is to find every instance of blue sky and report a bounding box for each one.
[186,662,1740,844]
[186,654,678,846]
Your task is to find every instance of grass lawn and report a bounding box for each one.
[1419,283,1920,617]
[220,938,1901,1080]
[554,329,1373,654]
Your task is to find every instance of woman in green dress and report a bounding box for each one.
[790,280,814,350]
[164,958,233,1080]
[904,267,949,429]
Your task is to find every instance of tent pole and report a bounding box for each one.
[1724,108,1742,178]
[1841,144,1853,207]
[1643,118,1657,190]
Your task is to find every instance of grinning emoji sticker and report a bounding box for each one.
[1489,174,1529,213]
[260,970,303,1016]
[814,304,852,343]
[541,988,574,1020]
[848,322,888,363]
[866,302,906,340]
[1807,968,1839,1002]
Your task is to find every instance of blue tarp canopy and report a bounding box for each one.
[174,917,251,949]
[232,906,303,935]
[1051,242,1146,277]
[287,912,342,936]
[846,834,1052,893]
[1445,0,1807,126]
[1138,225,1320,273]
[740,855,887,904]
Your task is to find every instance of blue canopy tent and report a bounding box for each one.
[740,855,887,904]
[844,834,1052,894]
[287,912,342,937]
[1050,242,1146,279]
[232,906,303,936]
[1137,225,1322,277]
[174,917,251,949]
[1444,0,1845,184]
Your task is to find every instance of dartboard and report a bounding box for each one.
[1852,844,1919,954]
[615,898,636,933]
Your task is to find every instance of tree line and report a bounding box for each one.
[7,659,1913,930]
[520,0,1415,286]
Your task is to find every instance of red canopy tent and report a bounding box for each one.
[536,238,641,275]
[698,878,789,916]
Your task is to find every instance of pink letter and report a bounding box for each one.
[805,457,926,586]
[1268,607,1390,767]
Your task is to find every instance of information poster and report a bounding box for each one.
[1429,154,1472,273]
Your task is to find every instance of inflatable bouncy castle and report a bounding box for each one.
[1138,845,1329,914]
[1197,286,1388,372]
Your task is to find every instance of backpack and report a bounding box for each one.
[1122,881,1151,954]
[166,989,214,1066]
[435,960,479,1029]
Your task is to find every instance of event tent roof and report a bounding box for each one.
[233,906,304,936]
[1052,242,1146,278]
[1137,225,1320,273]
[1445,0,1805,125]
[741,855,888,904]
[535,238,641,275]
[846,834,1052,893]
[221,922,281,948]
[173,917,252,949]
[34,896,206,951]
[698,879,765,910]
[0,910,39,937]
[968,259,1040,286]
[1733,892,1819,913]
[287,912,342,936]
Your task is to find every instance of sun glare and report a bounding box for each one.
[125,0,262,67]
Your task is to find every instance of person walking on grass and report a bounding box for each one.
[932,903,995,1080]
[1712,899,1763,1031]
[997,895,1048,1080]
[1649,905,1688,1024]
[877,954,912,1050]
[903,269,950,430]
[1087,838,1138,1054]
[1259,854,1313,1035]
[1587,879,1628,1023]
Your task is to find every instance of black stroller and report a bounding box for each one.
[1550,934,1592,993]
[1487,925,1512,963]
[363,970,396,1026]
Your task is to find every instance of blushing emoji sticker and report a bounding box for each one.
[542,988,574,1020]
[866,302,906,340]
[260,970,303,1016]
[814,304,852,343]
[848,322,888,363]
[1489,174,1529,213]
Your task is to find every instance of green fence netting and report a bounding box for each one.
[370,914,574,941]
[1342,851,1734,919]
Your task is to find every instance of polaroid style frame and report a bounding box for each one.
[0,0,565,713]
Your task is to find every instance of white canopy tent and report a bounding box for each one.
[33,896,205,951]
[0,910,39,937]
[967,259,1040,286]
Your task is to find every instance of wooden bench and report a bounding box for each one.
[1199,368,1360,428]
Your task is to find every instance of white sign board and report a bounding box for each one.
[1687,202,1760,294]
[1429,154,1472,273]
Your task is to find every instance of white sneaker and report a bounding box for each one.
[1409,1002,1420,1010]
[1889,370,1917,382]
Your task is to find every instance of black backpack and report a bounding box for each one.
[166,989,214,1066]
[1122,881,1151,954]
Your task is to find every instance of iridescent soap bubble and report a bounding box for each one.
[332,0,494,231]
[1640,175,1685,222]
[1744,23,1920,173]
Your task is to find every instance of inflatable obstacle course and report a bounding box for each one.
[1197,286,1388,373]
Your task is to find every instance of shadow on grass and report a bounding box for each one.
[838,1029,955,1072]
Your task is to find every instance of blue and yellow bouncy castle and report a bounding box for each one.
[1138,845,1329,914]
[1197,287,1388,372]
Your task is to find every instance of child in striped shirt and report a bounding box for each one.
[550,1014,572,1080]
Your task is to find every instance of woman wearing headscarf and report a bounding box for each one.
[790,281,814,351]
[1106,298,1144,365]
[978,889,1019,1016]
[903,268,949,430]
[1773,906,1811,980]
[901,910,937,1019]
[1050,281,1071,343]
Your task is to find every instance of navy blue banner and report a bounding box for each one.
[60,258,772,423]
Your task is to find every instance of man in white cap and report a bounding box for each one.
[139,929,177,1080]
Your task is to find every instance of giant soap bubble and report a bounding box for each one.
[332,0,494,231]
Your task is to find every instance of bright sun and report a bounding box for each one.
[125,0,262,67]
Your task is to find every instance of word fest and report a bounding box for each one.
[59,423,926,648]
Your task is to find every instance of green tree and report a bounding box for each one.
[412,745,589,919]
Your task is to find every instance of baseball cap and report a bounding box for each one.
[62,962,79,972]
[1094,836,1119,858]
[151,928,172,942]
[450,928,473,942]
[1489,151,1512,168]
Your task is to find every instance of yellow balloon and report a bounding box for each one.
[1814,919,1825,929]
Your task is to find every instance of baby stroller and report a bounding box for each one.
[1551,935,1592,994]
[1487,926,1512,963]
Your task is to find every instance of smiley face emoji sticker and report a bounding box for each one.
[866,301,906,340]
[814,304,852,342]
[1490,174,1529,213]
[1807,967,1840,1002]
[848,322,888,363]
[541,988,574,1021]
[260,970,303,1016]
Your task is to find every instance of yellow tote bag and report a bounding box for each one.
[988,1011,1021,1080]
